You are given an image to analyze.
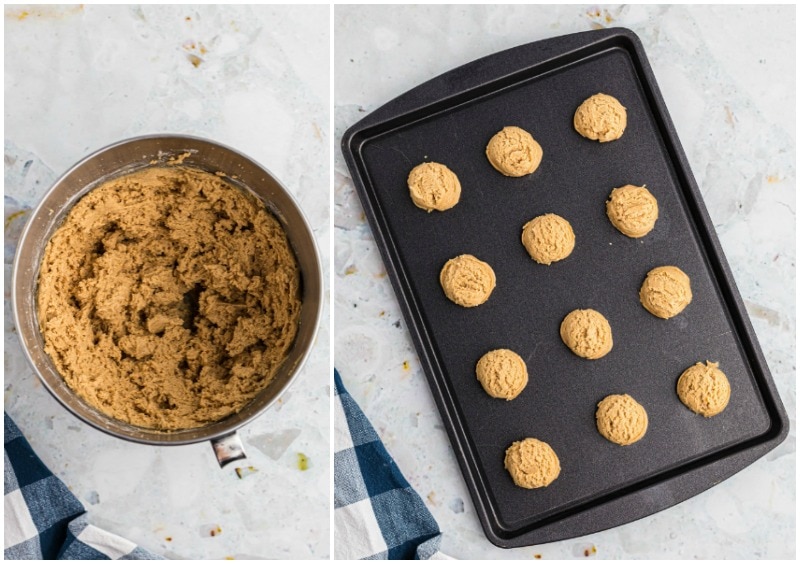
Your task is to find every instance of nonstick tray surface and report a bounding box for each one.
[341,28,788,548]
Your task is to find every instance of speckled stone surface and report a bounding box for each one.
[5,5,330,559]
[334,5,794,559]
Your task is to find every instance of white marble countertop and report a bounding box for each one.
[5,5,330,559]
[334,5,795,559]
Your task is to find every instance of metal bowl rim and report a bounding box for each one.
[11,133,323,445]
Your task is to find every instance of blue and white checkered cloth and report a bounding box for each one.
[4,412,162,559]
[334,370,448,560]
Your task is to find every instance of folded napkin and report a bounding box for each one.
[334,370,447,560]
[4,412,162,560]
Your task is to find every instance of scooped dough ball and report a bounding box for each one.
[596,394,648,446]
[639,266,692,319]
[504,438,561,489]
[677,361,731,417]
[606,184,659,238]
[560,309,613,360]
[439,254,496,307]
[485,126,543,177]
[476,349,528,400]
[407,162,461,212]
[574,93,627,142]
[521,213,575,265]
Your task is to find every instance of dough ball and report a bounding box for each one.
[574,93,627,142]
[639,266,692,319]
[407,162,461,212]
[485,126,543,177]
[476,349,528,400]
[606,184,659,238]
[504,438,561,489]
[560,309,613,360]
[521,213,575,265]
[439,254,496,307]
[677,361,731,417]
[596,394,648,446]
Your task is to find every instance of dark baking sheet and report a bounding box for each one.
[341,28,788,548]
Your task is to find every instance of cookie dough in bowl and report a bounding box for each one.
[560,308,613,360]
[521,213,575,265]
[677,361,731,417]
[36,166,302,432]
[14,135,322,458]
[407,161,461,212]
[596,394,648,446]
[504,437,560,489]
[485,126,543,177]
[573,93,627,142]
[640,266,692,319]
[606,184,659,238]
[476,349,528,400]
[439,254,496,307]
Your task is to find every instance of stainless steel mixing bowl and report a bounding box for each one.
[12,134,323,466]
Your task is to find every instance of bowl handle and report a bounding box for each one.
[210,432,247,468]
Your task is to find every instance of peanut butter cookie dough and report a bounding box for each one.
[574,93,627,142]
[485,126,543,177]
[504,437,561,489]
[606,184,659,238]
[596,394,648,446]
[476,349,528,400]
[521,213,575,265]
[37,167,302,431]
[560,309,613,360]
[677,361,731,417]
[407,161,461,212]
[439,254,496,307]
[640,266,692,319]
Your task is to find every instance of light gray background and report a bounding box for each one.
[334,4,795,559]
[5,4,330,559]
